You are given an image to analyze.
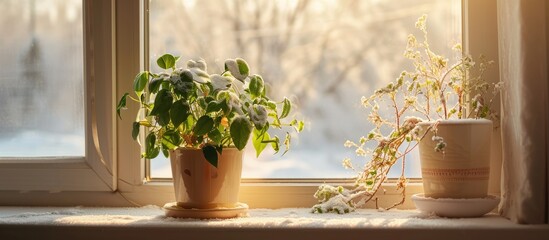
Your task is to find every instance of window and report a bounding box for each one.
[147,0,462,179]
[0,0,115,193]
[0,0,84,157]
[117,0,500,208]
[0,0,499,208]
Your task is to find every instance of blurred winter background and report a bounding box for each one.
[148,0,461,178]
[0,0,461,179]
[0,0,84,157]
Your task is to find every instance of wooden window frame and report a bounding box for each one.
[0,0,500,208]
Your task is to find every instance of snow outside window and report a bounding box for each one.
[147,0,462,179]
[0,0,85,158]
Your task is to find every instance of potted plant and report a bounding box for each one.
[117,54,304,218]
[311,15,502,214]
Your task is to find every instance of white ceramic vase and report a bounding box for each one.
[418,119,492,199]
[170,148,243,209]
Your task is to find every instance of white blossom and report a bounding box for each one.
[403,116,422,130]
[344,140,354,148]
[355,147,367,156]
[432,135,446,152]
[415,14,427,32]
[435,141,447,152]
[311,185,353,214]
[432,136,444,142]
[452,43,462,52]
[411,125,422,139]
[494,82,504,89]
[342,157,353,170]
[404,96,417,106]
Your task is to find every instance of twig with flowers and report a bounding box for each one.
[311,14,502,214]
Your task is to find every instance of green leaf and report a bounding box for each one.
[162,131,182,149]
[145,147,160,159]
[146,133,156,150]
[181,70,194,82]
[280,98,291,119]
[202,145,218,168]
[266,101,277,111]
[140,93,146,103]
[253,128,270,157]
[194,116,214,136]
[117,93,129,119]
[132,122,140,140]
[225,59,249,81]
[230,116,252,150]
[282,132,291,156]
[254,98,267,106]
[236,58,250,77]
[157,54,176,69]
[271,136,280,153]
[150,89,173,116]
[185,114,195,132]
[170,100,190,128]
[296,120,305,132]
[144,133,159,159]
[269,112,281,128]
[200,83,211,96]
[215,145,223,155]
[249,75,264,98]
[216,90,230,101]
[218,99,230,115]
[208,128,222,143]
[158,111,170,126]
[161,81,170,91]
[206,101,222,114]
[148,78,163,94]
[133,72,149,97]
[205,96,216,103]
[197,97,207,109]
[161,144,170,158]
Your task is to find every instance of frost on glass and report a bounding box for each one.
[148,0,461,178]
[0,0,84,157]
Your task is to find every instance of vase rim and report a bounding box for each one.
[417,118,492,125]
[170,147,241,152]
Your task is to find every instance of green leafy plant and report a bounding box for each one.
[117,54,304,167]
[311,14,502,214]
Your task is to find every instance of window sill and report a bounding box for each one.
[1,206,548,240]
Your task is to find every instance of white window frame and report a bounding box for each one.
[0,0,118,204]
[0,0,501,208]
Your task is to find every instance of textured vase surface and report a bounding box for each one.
[170,148,243,209]
[418,119,492,198]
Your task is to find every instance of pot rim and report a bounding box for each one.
[169,147,241,153]
[417,118,492,126]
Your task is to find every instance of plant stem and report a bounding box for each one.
[128,95,141,103]
[391,94,400,128]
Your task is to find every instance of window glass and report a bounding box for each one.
[0,0,84,157]
[148,0,461,178]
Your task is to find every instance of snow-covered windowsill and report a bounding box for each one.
[1,206,548,240]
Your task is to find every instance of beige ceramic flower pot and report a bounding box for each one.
[418,119,492,199]
[170,148,243,209]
